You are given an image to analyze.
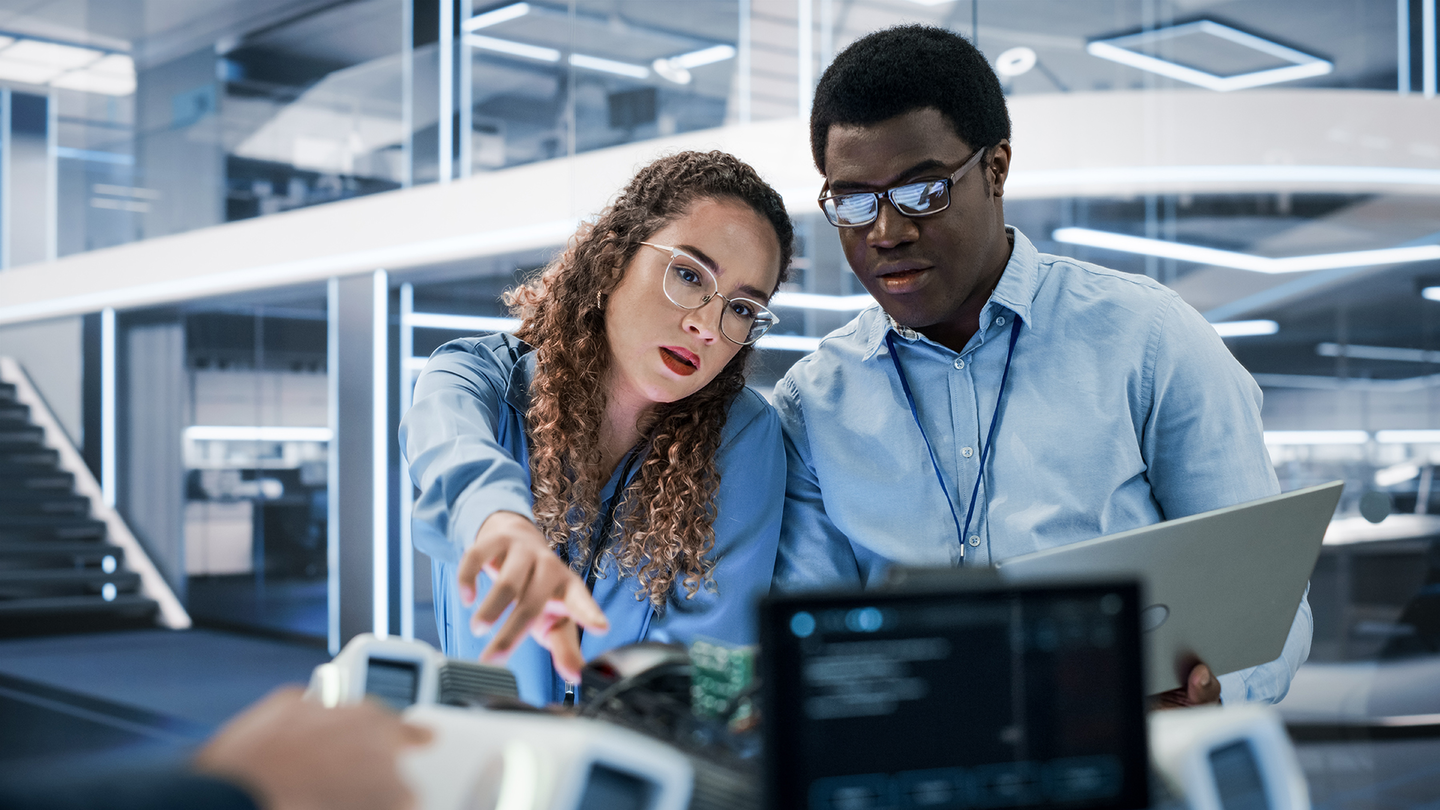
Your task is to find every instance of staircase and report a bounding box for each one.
[0,361,185,636]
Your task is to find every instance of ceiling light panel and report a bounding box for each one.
[3,38,103,70]
[464,2,531,32]
[0,57,63,85]
[1052,228,1440,274]
[1087,20,1332,91]
[465,34,560,62]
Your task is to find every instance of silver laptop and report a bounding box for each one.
[994,481,1344,694]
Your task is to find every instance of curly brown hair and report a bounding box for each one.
[504,151,794,609]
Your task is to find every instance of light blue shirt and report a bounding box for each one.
[401,334,784,706]
[773,227,1309,705]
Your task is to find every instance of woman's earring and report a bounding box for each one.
[596,291,606,310]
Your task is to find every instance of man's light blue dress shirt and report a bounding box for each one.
[773,227,1309,705]
[401,334,785,706]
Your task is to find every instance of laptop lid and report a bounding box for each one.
[994,481,1344,694]
[760,579,1150,810]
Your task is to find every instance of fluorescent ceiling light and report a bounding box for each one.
[0,57,63,84]
[465,34,560,62]
[406,312,520,332]
[652,59,690,85]
[1317,342,1440,363]
[673,44,736,69]
[1087,20,1333,92]
[185,426,333,442]
[756,334,823,352]
[904,0,958,5]
[771,291,874,312]
[464,2,531,32]
[1423,286,1440,302]
[1211,319,1278,337]
[1053,227,1440,274]
[569,53,649,79]
[1263,430,1369,445]
[1377,430,1440,443]
[3,38,103,70]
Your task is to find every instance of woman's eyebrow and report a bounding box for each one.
[677,244,771,302]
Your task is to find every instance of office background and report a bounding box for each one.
[0,0,1436,803]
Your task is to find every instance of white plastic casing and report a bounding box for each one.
[1148,703,1310,810]
[399,704,694,810]
[305,633,446,708]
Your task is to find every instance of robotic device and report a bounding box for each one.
[305,634,756,810]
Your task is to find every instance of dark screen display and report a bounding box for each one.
[365,658,420,710]
[1210,740,1269,810]
[576,764,655,810]
[761,582,1148,810]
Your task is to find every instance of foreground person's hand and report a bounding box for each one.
[194,687,431,810]
[1149,663,1222,711]
[459,510,610,681]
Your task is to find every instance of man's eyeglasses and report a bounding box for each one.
[817,147,987,228]
[638,241,778,346]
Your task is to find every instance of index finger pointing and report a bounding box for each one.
[562,576,609,633]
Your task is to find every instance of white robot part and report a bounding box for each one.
[400,704,695,810]
[1148,704,1310,810]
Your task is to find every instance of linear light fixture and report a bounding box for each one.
[1377,429,1440,443]
[1317,342,1440,363]
[673,44,736,69]
[184,426,334,442]
[407,312,520,331]
[1263,430,1369,445]
[1423,286,1440,302]
[1010,165,1440,192]
[464,2,531,31]
[757,334,823,352]
[1053,228,1440,274]
[1211,319,1278,337]
[0,36,133,95]
[1087,20,1333,92]
[569,53,649,79]
[771,291,874,312]
[465,34,560,62]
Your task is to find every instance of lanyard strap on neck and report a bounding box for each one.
[884,315,1021,562]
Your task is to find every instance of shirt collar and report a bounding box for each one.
[863,226,1041,359]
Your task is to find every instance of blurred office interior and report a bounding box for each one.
[0,0,1437,803]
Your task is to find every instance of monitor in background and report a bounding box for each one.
[760,580,1149,810]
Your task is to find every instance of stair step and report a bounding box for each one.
[0,383,16,403]
[0,447,60,466]
[0,470,74,490]
[0,516,107,541]
[0,494,91,517]
[0,568,140,599]
[0,593,159,636]
[0,541,123,570]
[0,426,45,445]
[0,414,35,429]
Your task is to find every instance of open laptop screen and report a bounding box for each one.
[760,580,1149,810]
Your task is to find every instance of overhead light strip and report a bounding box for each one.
[1263,430,1369,445]
[1317,342,1440,364]
[1009,165,1440,191]
[1211,319,1278,337]
[465,34,559,62]
[463,2,531,32]
[1053,227,1440,274]
[1087,20,1332,92]
[185,425,334,442]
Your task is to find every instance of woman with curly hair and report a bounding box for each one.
[402,151,794,706]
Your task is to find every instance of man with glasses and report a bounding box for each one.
[773,25,1309,707]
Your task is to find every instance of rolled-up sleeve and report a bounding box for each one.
[646,389,786,646]
[400,344,534,565]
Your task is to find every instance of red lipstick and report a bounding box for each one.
[660,347,698,376]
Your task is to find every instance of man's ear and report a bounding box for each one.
[988,140,1012,199]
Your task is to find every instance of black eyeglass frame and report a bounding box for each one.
[637,241,779,346]
[817,146,988,228]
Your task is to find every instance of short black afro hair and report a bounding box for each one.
[810,25,1011,173]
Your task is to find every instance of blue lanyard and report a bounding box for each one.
[884,315,1021,563]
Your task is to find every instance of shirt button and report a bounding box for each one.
[968,535,981,547]
[953,358,965,370]
[995,316,1006,326]
[961,446,974,458]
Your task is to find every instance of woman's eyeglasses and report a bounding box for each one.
[638,242,778,346]
[817,147,986,228]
